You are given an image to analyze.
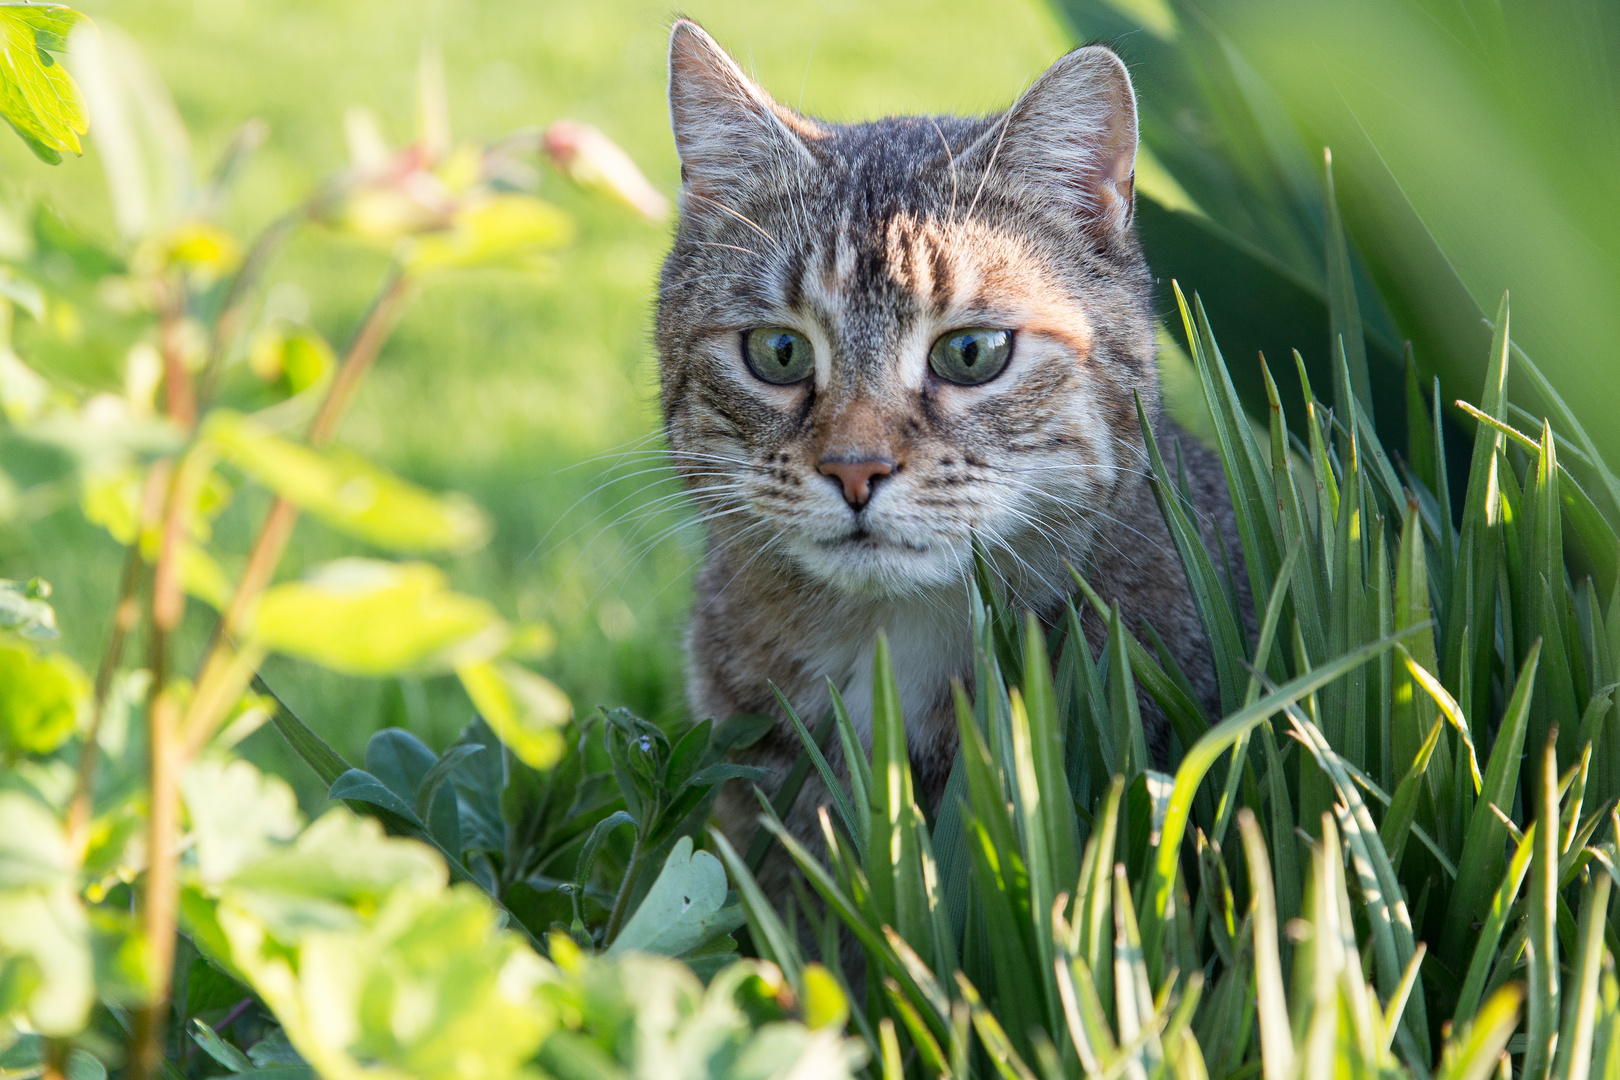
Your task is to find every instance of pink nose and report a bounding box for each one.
[817,458,894,509]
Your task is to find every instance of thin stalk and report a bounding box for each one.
[157,284,195,430]
[130,453,192,1080]
[66,540,146,848]
[186,268,410,749]
[67,461,167,848]
[212,266,408,642]
[603,833,645,945]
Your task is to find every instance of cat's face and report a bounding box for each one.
[656,21,1159,599]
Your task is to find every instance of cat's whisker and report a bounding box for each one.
[690,239,768,259]
[683,191,781,250]
[526,469,740,560]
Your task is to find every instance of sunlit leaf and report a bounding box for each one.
[250,560,505,676]
[205,411,490,554]
[0,640,87,754]
[0,792,92,1035]
[607,835,742,959]
[455,658,569,770]
[0,4,88,163]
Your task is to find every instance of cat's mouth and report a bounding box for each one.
[817,527,929,553]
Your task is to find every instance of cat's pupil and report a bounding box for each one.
[956,336,979,367]
[770,335,795,369]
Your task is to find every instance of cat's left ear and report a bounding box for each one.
[667,19,821,196]
[974,45,1139,234]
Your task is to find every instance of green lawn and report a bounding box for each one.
[0,0,1070,808]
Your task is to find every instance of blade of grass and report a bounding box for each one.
[1442,640,1543,966]
[1137,625,1422,979]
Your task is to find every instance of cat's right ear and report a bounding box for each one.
[668,19,820,195]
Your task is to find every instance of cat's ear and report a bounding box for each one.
[974,45,1139,234]
[667,19,820,194]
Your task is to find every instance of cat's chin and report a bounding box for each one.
[787,532,968,596]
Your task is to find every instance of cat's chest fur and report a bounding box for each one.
[686,564,976,785]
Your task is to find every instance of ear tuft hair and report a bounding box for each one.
[667,19,821,195]
[970,45,1139,234]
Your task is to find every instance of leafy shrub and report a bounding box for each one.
[0,22,850,1080]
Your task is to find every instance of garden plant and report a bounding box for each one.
[3,4,1620,1080]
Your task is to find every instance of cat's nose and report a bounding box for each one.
[817,457,895,510]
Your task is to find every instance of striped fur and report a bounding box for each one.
[655,20,1247,892]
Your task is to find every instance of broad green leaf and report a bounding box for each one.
[191,1018,254,1073]
[607,835,742,958]
[205,411,489,553]
[363,727,437,805]
[182,757,302,887]
[0,792,91,1035]
[0,4,87,163]
[251,559,504,675]
[0,577,57,640]
[0,640,86,754]
[456,658,569,770]
[327,769,423,828]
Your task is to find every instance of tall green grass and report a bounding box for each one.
[721,276,1620,1078]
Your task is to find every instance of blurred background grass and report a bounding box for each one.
[0,0,1070,806]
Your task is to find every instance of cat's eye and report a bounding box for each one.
[742,327,815,385]
[929,328,1012,385]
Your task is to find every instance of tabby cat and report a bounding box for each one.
[654,20,1244,887]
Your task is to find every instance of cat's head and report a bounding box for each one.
[656,20,1158,599]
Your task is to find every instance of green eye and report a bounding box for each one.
[929,328,1012,385]
[743,327,815,385]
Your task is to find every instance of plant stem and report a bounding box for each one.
[603,833,644,946]
[69,461,167,847]
[186,267,410,750]
[213,266,409,644]
[157,283,196,430]
[131,454,192,1080]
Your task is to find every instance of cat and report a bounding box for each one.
[654,19,1246,895]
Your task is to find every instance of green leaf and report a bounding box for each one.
[256,675,352,787]
[456,658,569,771]
[707,828,802,986]
[0,4,87,163]
[0,577,57,640]
[326,769,423,827]
[1138,626,1419,977]
[607,835,742,958]
[1442,641,1541,966]
[190,1018,253,1073]
[775,684,861,860]
[1524,737,1560,1080]
[0,792,92,1035]
[205,411,490,553]
[252,560,505,675]
[1237,810,1294,1080]
[181,757,302,887]
[364,728,437,804]
[0,640,87,755]
[1553,871,1612,1080]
